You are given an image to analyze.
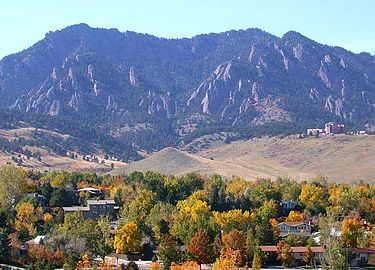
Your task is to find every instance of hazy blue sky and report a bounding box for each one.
[0,0,374,59]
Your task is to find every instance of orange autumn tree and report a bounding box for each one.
[221,229,247,267]
[170,261,200,270]
[187,230,212,265]
[277,240,293,268]
[211,256,236,270]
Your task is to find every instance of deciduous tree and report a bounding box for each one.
[114,222,142,254]
[286,211,304,222]
[221,229,247,266]
[277,240,293,268]
[171,197,213,245]
[214,209,251,232]
[187,230,212,265]
[0,165,28,211]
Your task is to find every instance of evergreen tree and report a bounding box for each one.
[0,231,10,263]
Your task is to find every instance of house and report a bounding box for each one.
[278,222,311,238]
[260,246,324,266]
[350,248,375,267]
[104,253,144,267]
[25,193,47,206]
[63,199,119,219]
[280,200,297,211]
[109,220,120,234]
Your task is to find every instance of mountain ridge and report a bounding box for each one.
[0,24,374,160]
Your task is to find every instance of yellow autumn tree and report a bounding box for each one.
[270,218,280,238]
[341,218,362,247]
[211,256,236,270]
[299,184,327,213]
[171,197,212,245]
[114,222,142,253]
[214,209,251,232]
[286,211,304,222]
[15,202,42,237]
[226,177,252,200]
[170,261,200,270]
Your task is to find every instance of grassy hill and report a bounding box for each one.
[0,127,125,173]
[115,135,375,183]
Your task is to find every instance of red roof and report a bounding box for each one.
[260,246,278,252]
[260,246,325,253]
[352,248,375,254]
[292,247,325,253]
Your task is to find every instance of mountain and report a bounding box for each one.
[0,24,374,160]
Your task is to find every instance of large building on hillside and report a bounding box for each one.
[325,122,345,134]
[63,199,119,219]
[307,122,345,136]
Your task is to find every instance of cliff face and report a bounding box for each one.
[0,24,374,132]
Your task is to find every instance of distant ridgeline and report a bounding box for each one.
[0,24,374,160]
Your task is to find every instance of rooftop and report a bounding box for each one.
[87,199,116,205]
[279,222,307,226]
[260,246,325,253]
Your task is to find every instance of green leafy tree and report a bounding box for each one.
[122,189,156,225]
[50,188,71,207]
[320,212,348,270]
[125,261,139,270]
[250,179,281,208]
[157,234,180,262]
[252,246,262,270]
[171,197,214,245]
[0,165,28,211]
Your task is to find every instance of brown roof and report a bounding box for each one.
[260,246,325,253]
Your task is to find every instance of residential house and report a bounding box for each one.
[104,254,145,267]
[63,199,119,220]
[350,248,375,267]
[278,222,312,238]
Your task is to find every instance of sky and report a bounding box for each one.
[0,0,374,59]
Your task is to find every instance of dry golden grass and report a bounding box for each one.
[115,135,375,183]
[195,134,375,183]
[0,127,125,173]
